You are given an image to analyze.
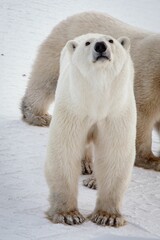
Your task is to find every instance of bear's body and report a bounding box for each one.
[45,33,136,226]
[21,12,160,171]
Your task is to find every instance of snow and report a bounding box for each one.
[0,0,160,239]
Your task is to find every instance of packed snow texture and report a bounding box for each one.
[0,0,160,239]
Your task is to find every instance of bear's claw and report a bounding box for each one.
[46,210,85,225]
[88,210,126,227]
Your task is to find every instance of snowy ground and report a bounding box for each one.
[0,0,160,239]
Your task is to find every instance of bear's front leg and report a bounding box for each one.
[45,107,88,225]
[89,117,136,227]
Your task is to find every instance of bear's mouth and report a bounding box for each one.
[96,55,111,61]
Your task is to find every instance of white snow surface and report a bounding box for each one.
[0,0,160,239]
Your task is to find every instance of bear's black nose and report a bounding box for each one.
[94,41,107,53]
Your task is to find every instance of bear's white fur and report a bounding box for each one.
[21,12,160,172]
[45,33,137,227]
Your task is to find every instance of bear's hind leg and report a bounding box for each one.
[81,143,93,175]
[135,113,160,171]
[81,124,98,174]
[83,173,97,189]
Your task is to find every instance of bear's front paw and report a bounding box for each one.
[23,113,52,127]
[32,114,52,127]
[89,210,126,227]
[46,209,85,225]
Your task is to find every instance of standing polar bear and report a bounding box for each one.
[21,12,160,172]
[45,33,137,227]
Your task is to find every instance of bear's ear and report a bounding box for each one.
[118,37,130,51]
[66,40,78,53]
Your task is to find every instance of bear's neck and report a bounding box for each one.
[66,67,130,121]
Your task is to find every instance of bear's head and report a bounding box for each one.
[64,33,131,78]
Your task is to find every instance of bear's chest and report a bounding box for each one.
[70,82,111,121]
[87,90,110,120]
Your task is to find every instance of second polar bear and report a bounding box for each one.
[45,33,136,227]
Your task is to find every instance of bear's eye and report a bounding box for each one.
[109,39,114,44]
[85,41,90,46]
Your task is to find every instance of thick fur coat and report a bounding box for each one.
[45,33,136,226]
[21,12,160,172]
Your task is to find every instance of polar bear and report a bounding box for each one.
[21,12,160,172]
[45,33,137,227]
